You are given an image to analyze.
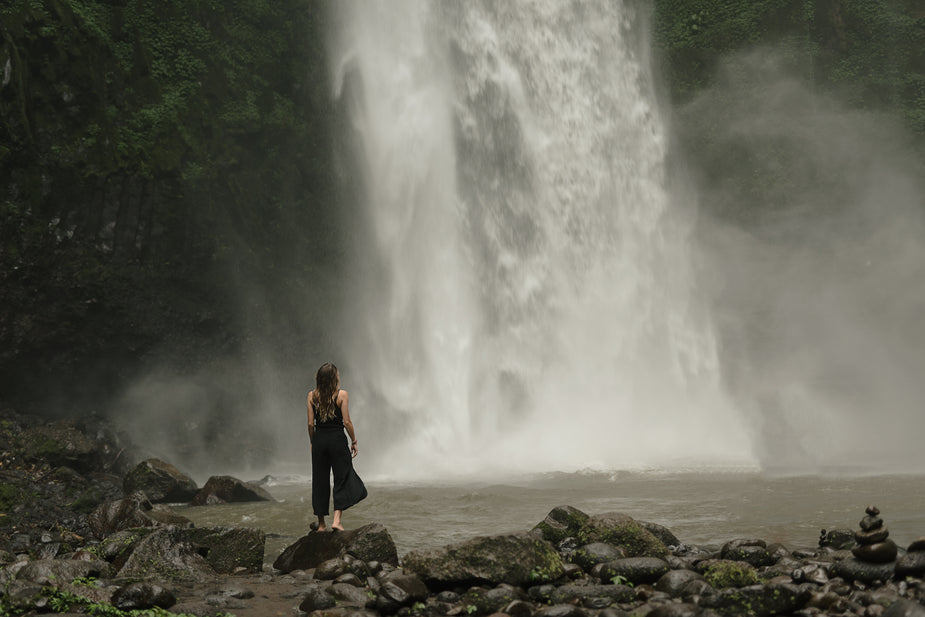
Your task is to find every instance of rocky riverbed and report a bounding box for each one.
[2,411,925,617]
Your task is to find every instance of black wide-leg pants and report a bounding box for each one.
[311,428,365,515]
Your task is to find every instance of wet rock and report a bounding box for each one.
[16,558,111,583]
[189,475,274,505]
[860,515,884,531]
[316,557,351,580]
[647,603,701,617]
[111,582,176,610]
[331,582,372,605]
[705,582,809,616]
[831,557,896,585]
[533,604,588,617]
[698,559,760,588]
[550,583,635,606]
[721,539,777,568]
[577,512,668,558]
[854,540,898,563]
[820,528,856,550]
[123,458,198,503]
[95,529,153,570]
[654,569,704,597]
[87,492,158,539]
[300,586,337,612]
[882,599,925,617]
[599,557,670,585]
[403,533,564,588]
[504,599,537,617]
[273,523,398,572]
[117,527,217,582]
[184,526,265,574]
[462,584,527,614]
[640,521,681,548]
[570,542,626,572]
[533,506,591,544]
[896,547,925,578]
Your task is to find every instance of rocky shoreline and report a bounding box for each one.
[2,413,925,617]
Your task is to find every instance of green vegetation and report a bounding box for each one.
[653,0,925,140]
[702,561,761,588]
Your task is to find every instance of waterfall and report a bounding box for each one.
[331,0,753,478]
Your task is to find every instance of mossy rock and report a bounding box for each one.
[533,505,590,544]
[576,513,668,558]
[701,560,760,589]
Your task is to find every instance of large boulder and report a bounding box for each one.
[533,506,590,544]
[184,526,266,574]
[402,533,565,588]
[117,528,218,582]
[16,559,112,583]
[273,523,398,573]
[87,493,193,539]
[577,512,668,558]
[123,459,198,503]
[190,475,274,505]
[87,493,157,539]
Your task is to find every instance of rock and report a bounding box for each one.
[860,515,884,531]
[699,559,760,588]
[907,537,925,553]
[331,582,373,605]
[639,521,681,548]
[856,528,891,545]
[123,459,198,503]
[853,539,898,563]
[117,527,217,582]
[16,558,111,583]
[462,584,526,614]
[895,550,925,578]
[577,512,668,558]
[189,475,274,505]
[599,557,670,585]
[273,523,398,572]
[533,506,590,544]
[570,542,626,572]
[721,539,777,567]
[820,528,856,549]
[87,493,157,539]
[300,586,337,613]
[317,557,351,580]
[647,603,700,617]
[883,599,925,617]
[706,583,809,616]
[111,582,177,610]
[183,526,265,574]
[533,604,588,617]
[96,529,154,571]
[402,533,565,588]
[19,422,112,474]
[550,583,635,606]
[831,557,896,584]
[654,569,704,597]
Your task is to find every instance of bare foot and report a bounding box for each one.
[331,523,344,532]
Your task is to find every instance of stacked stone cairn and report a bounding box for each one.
[853,505,898,564]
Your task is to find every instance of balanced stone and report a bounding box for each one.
[866,505,880,516]
[860,515,883,531]
[853,540,898,563]
[855,528,890,545]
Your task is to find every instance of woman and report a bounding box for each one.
[307,362,366,531]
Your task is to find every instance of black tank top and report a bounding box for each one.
[313,392,343,429]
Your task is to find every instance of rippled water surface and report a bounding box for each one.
[176,471,925,565]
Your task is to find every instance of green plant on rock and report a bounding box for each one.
[703,561,760,589]
[610,574,634,587]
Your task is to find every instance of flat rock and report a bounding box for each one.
[273,523,398,573]
[831,557,895,584]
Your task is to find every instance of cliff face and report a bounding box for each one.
[1,0,922,420]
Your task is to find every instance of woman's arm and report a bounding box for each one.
[339,390,358,458]
[307,392,315,445]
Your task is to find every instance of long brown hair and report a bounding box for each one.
[312,362,340,422]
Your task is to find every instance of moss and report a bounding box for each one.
[0,483,32,511]
[703,561,760,588]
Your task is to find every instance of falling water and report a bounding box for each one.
[331,0,752,478]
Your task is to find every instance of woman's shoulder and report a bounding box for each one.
[337,389,348,402]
